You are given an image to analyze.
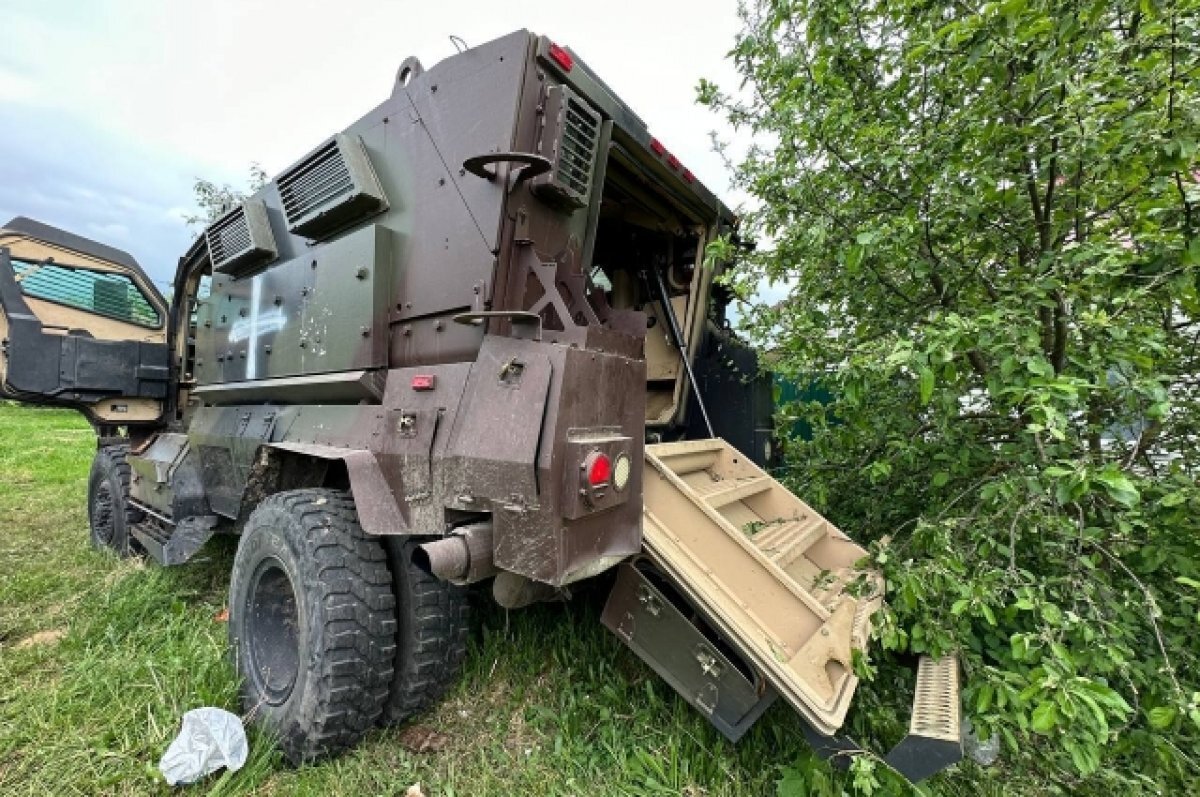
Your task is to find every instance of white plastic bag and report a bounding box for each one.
[158,707,248,785]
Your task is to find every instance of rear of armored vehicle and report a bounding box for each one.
[167,31,684,588]
[151,29,699,760]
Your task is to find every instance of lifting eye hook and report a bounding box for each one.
[462,153,553,185]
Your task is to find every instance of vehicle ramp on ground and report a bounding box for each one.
[602,438,963,779]
[603,437,882,737]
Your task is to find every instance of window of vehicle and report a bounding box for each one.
[11,257,162,328]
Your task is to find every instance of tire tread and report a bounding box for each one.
[234,489,397,763]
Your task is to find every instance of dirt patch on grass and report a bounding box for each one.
[396,725,451,754]
[14,629,66,649]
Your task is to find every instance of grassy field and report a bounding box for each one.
[0,403,997,795]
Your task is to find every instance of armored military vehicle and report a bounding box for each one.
[0,31,960,780]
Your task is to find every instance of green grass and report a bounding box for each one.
[0,402,1000,796]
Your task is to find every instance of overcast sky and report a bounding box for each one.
[0,0,747,290]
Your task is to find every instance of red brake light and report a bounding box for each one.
[411,374,436,391]
[666,154,681,170]
[587,453,612,486]
[650,137,666,156]
[548,43,574,72]
[682,168,695,184]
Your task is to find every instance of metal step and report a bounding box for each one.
[884,655,963,781]
[130,516,172,561]
[751,516,826,568]
[130,514,219,566]
[800,655,963,783]
[694,475,773,508]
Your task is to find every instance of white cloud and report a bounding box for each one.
[0,67,35,102]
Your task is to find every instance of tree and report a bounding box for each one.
[183,163,268,230]
[702,1,1199,792]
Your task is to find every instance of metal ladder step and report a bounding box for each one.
[800,654,962,783]
[908,655,960,741]
[130,514,219,566]
[883,655,963,781]
[752,516,826,569]
[700,476,773,508]
[130,517,172,562]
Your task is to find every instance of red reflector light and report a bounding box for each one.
[666,154,681,170]
[650,137,666,156]
[411,374,436,391]
[548,43,573,71]
[682,168,695,184]
[587,453,612,486]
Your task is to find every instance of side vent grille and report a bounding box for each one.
[534,86,601,210]
[277,133,388,240]
[206,199,277,276]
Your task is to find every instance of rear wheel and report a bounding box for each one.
[229,489,396,763]
[382,538,470,725]
[86,444,143,557]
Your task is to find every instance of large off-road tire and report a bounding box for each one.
[381,538,470,725]
[228,489,397,764]
[86,444,144,557]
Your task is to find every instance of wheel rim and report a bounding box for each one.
[245,558,301,705]
[91,482,116,546]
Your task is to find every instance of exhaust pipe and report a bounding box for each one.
[415,522,496,585]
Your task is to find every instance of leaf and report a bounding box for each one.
[1160,491,1188,507]
[1026,358,1054,377]
[846,244,865,273]
[1031,701,1058,733]
[976,684,994,713]
[1065,739,1100,774]
[1054,476,1081,505]
[919,368,935,405]
[932,471,950,488]
[1147,706,1177,730]
[1040,603,1063,626]
[1095,469,1140,507]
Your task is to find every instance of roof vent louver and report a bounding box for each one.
[205,199,277,276]
[277,133,388,240]
[534,86,601,211]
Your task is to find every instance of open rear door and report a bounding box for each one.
[0,217,170,427]
[603,437,963,781]
[616,438,884,735]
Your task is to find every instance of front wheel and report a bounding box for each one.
[86,444,143,557]
[228,489,397,764]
